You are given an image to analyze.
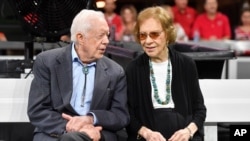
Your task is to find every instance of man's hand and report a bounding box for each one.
[62,113,94,132]
[80,124,102,141]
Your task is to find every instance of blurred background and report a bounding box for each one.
[0,0,247,41]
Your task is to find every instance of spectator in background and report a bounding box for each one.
[172,0,197,39]
[60,34,71,43]
[235,7,250,40]
[104,0,124,41]
[0,32,7,41]
[120,4,137,42]
[0,32,7,55]
[162,5,189,42]
[192,0,231,41]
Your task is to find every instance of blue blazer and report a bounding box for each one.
[28,44,129,141]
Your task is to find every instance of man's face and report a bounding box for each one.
[78,19,110,61]
[204,0,218,15]
[174,0,188,9]
[104,0,116,13]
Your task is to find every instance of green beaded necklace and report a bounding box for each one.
[149,59,171,105]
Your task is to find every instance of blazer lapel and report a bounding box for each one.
[55,45,73,106]
[91,58,110,109]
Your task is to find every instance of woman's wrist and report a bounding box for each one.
[186,122,198,139]
[186,127,193,139]
[138,126,151,139]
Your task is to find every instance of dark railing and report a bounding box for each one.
[0,40,240,79]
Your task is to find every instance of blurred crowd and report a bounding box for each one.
[1,0,250,43]
[101,0,250,43]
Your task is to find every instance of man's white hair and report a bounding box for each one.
[70,9,105,42]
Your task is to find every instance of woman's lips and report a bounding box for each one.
[145,46,155,52]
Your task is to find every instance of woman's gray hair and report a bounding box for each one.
[70,9,105,42]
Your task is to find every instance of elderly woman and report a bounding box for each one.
[126,6,206,141]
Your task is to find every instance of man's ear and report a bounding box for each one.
[76,33,85,43]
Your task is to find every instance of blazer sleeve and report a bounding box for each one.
[90,65,130,131]
[27,54,67,136]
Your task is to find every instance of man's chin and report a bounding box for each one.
[96,54,104,59]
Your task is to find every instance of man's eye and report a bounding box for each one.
[96,34,103,39]
[107,32,110,38]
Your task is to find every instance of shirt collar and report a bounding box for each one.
[71,43,96,67]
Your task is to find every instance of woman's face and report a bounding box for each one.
[122,8,134,23]
[139,18,168,61]
[241,11,250,26]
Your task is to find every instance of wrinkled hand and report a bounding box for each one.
[168,128,190,141]
[140,127,166,141]
[62,113,94,132]
[80,124,102,141]
[145,131,166,141]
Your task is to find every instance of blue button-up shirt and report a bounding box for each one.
[70,43,96,116]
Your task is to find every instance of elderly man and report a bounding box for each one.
[27,9,129,141]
